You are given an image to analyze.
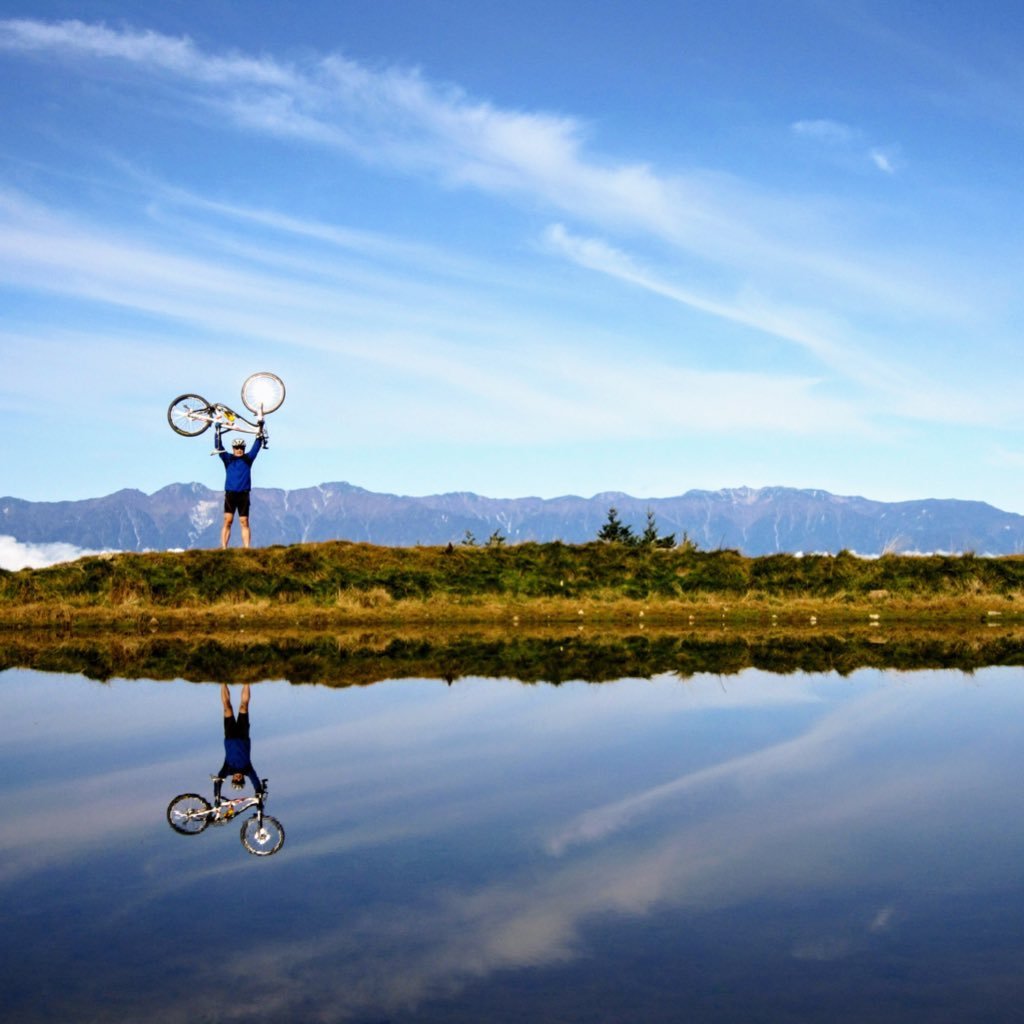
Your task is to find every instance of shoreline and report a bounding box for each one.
[1,591,1021,632]
[5,615,1024,686]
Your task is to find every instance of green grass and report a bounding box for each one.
[3,540,1024,628]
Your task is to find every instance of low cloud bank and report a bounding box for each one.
[0,535,115,570]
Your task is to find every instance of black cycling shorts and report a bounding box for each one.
[224,710,250,739]
[224,490,251,516]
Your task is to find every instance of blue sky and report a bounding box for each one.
[2,2,1024,509]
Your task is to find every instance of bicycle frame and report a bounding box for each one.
[194,404,264,436]
[166,778,285,855]
[208,405,263,433]
[208,792,262,823]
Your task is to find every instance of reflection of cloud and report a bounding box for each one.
[7,669,1022,1023]
[0,770,146,881]
[545,684,904,855]
[203,678,1013,1021]
[791,903,898,962]
[870,905,895,932]
[0,745,206,883]
[791,935,855,961]
[211,846,683,1020]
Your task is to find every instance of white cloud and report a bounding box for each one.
[0,187,880,444]
[541,223,1001,424]
[0,20,938,317]
[0,18,296,87]
[793,117,902,177]
[3,18,1019,505]
[791,118,859,144]
[0,534,112,570]
[869,147,897,174]
[542,223,849,363]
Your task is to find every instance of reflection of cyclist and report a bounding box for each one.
[215,684,262,801]
[215,424,264,548]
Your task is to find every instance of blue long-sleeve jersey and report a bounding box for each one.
[217,435,262,491]
[215,736,262,798]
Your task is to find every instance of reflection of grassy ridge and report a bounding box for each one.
[4,625,1024,685]
[3,542,1024,628]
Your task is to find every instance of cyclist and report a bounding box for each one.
[215,422,264,548]
[214,684,262,801]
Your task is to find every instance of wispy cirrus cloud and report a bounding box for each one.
[0,14,1014,505]
[791,118,859,145]
[0,183,875,444]
[0,19,936,316]
[542,223,1004,426]
[869,147,898,174]
[0,19,688,245]
[791,116,902,175]
[0,17,296,86]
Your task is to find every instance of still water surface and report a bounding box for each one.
[2,665,1024,1022]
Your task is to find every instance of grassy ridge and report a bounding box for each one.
[2,540,1024,627]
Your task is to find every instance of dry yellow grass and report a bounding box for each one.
[1,587,1020,633]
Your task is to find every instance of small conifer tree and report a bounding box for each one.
[597,507,635,544]
[641,508,676,548]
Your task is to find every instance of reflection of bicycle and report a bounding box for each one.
[167,372,285,449]
[166,777,286,856]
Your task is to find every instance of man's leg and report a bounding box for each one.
[221,683,234,719]
[239,683,251,714]
[221,512,234,549]
[239,515,251,548]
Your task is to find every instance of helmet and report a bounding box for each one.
[231,438,246,449]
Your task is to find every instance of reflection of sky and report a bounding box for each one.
[2,666,1024,1021]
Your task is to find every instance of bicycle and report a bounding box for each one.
[167,372,285,450]
[166,777,286,856]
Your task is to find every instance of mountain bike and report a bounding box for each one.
[166,777,286,856]
[167,372,285,449]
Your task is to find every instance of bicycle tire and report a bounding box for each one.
[240,814,285,856]
[168,394,213,437]
[241,372,285,416]
[166,793,213,835]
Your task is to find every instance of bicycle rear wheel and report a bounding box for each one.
[241,372,285,416]
[168,394,213,437]
[241,814,285,856]
[166,793,212,835]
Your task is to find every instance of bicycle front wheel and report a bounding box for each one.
[166,793,212,835]
[241,372,285,416]
[241,814,285,856]
[168,394,213,437]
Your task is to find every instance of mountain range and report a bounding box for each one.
[3,482,1024,557]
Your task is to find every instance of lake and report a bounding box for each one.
[3,658,1024,1022]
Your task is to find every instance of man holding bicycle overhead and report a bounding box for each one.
[215,684,262,800]
[215,422,264,548]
